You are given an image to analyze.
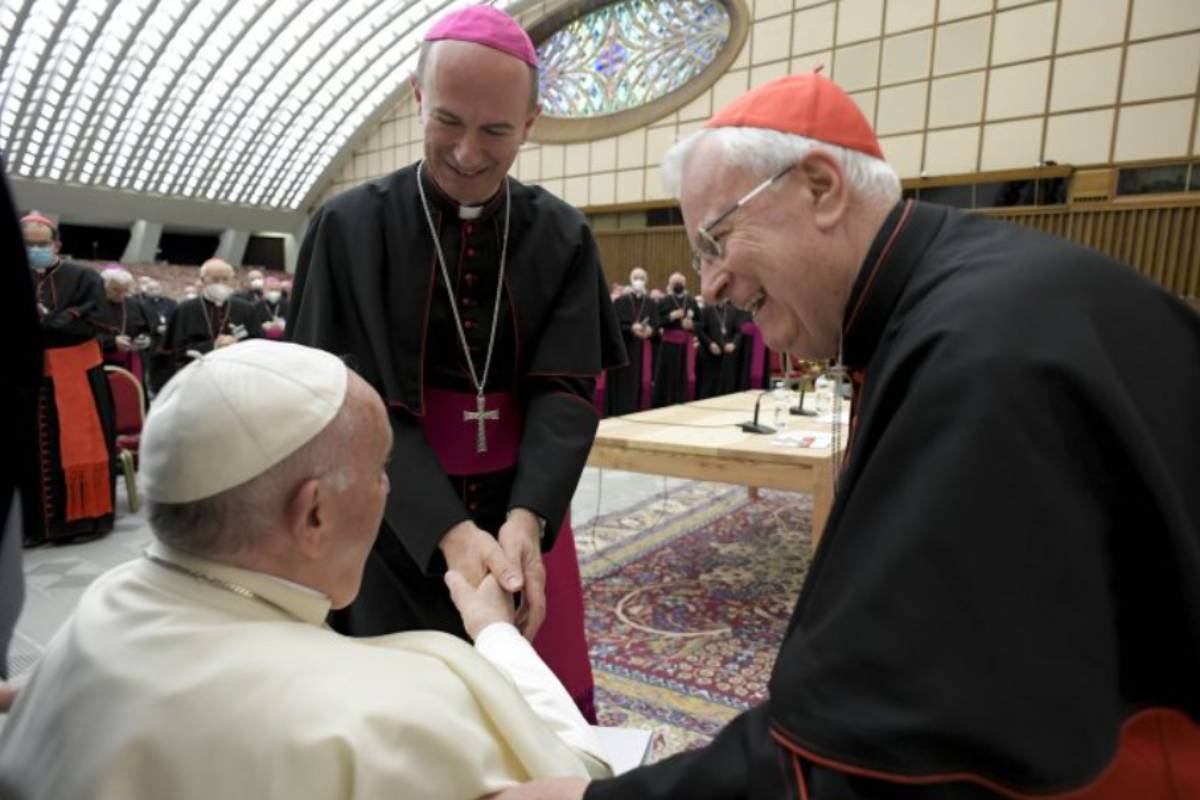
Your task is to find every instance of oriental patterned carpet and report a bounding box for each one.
[578,481,815,762]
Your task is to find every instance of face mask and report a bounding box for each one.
[671,283,685,295]
[264,290,281,303]
[631,278,646,292]
[27,246,55,270]
[250,278,264,290]
[204,283,234,305]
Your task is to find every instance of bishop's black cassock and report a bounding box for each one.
[254,295,289,325]
[159,295,263,374]
[585,201,1200,799]
[652,290,699,407]
[694,301,744,400]
[604,290,658,416]
[289,163,625,718]
[92,296,153,370]
[138,293,177,393]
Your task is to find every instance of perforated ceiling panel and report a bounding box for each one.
[0,0,517,210]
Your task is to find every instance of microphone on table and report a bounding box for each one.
[739,390,776,434]
[791,380,817,417]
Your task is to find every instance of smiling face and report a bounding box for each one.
[414,40,539,206]
[682,137,860,360]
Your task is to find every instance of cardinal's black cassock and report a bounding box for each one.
[584,200,1200,799]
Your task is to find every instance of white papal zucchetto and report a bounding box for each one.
[139,340,348,503]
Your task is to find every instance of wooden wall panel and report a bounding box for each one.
[593,200,1200,300]
[594,227,698,294]
[986,201,1200,298]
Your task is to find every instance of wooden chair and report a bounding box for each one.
[104,365,145,513]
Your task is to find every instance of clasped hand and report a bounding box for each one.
[440,511,546,641]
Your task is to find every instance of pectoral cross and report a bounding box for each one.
[464,393,500,453]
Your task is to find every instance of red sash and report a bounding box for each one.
[44,340,113,521]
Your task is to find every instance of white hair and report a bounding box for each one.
[101,268,136,289]
[661,127,901,204]
[148,393,360,558]
[200,258,233,279]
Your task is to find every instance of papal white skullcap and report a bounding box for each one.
[139,339,348,503]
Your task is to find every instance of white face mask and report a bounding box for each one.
[250,278,264,290]
[204,283,234,305]
[264,290,281,303]
[631,278,646,292]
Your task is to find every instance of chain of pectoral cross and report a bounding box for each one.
[416,160,512,453]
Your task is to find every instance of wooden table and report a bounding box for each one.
[587,391,847,540]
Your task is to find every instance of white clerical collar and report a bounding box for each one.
[458,204,483,220]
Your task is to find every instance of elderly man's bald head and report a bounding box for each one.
[102,268,136,301]
[200,258,234,284]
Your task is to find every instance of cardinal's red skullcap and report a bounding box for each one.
[706,73,884,160]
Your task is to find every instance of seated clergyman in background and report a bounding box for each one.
[0,340,610,800]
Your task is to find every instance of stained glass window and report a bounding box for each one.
[537,0,731,118]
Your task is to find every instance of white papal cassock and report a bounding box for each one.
[0,542,610,799]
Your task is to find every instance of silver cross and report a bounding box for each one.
[464,393,500,453]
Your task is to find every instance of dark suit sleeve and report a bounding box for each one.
[585,704,793,800]
[130,301,153,339]
[509,226,622,546]
[43,269,102,341]
[384,410,474,572]
[245,303,263,339]
[645,298,660,334]
[507,374,597,548]
[614,296,634,333]
[161,305,201,371]
[91,311,119,352]
[694,307,715,348]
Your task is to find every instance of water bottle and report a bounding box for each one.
[814,373,834,415]
[771,379,789,431]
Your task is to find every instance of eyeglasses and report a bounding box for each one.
[690,163,795,275]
